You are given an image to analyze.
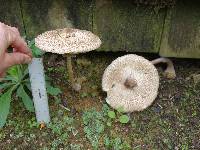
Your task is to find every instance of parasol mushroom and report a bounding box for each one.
[102,54,159,112]
[151,57,176,79]
[35,28,101,91]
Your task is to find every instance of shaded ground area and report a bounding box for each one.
[0,52,200,150]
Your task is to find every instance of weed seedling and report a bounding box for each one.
[107,107,130,125]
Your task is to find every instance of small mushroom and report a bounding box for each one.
[102,54,159,112]
[35,28,101,91]
[151,57,176,79]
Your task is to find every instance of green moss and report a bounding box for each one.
[0,0,24,34]
[93,0,165,53]
[73,0,93,30]
[160,0,200,58]
[21,0,75,39]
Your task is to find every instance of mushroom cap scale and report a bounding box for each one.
[102,54,159,112]
[35,28,101,54]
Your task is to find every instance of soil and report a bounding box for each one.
[0,52,199,150]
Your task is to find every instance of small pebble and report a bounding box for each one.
[73,83,81,91]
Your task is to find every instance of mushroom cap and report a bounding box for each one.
[35,28,101,54]
[102,54,159,112]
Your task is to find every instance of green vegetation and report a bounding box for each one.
[107,107,130,125]
[0,41,61,127]
[28,39,45,58]
[0,65,34,127]
[82,108,105,149]
[82,105,132,150]
[0,52,199,149]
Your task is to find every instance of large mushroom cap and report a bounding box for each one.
[102,54,159,112]
[35,28,101,54]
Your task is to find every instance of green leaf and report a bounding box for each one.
[104,135,110,147]
[106,121,112,127]
[108,111,116,119]
[16,65,23,80]
[55,97,61,104]
[0,83,14,90]
[7,65,23,82]
[119,115,129,124]
[7,66,18,77]
[17,85,34,112]
[32,46,44,58]
[47,85,62,96]
[21,67,29,80]
[25,82,31,91]
[0,89,13,128]
[28,39,35,47]
[29,39,45,58]
[4,75,18,83]
[45,75,52,81]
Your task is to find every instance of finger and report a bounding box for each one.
[0,72,6,78]
[5,24,20,35]
[13,48,17,52]
[3,52,32,69]
[10,27,20,36]
[0,23,8,53]
[5,26,32,57]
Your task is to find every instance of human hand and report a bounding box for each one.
[0,22,32,77]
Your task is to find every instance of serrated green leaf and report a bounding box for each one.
[16,65,23,80]
[108,111,116,119]
[7,66,18,77]
[17,85,34,112]
[0,89,13,128]
[0,83,14,90]
[119,115,129,124]
[3,75,18,83]
[21,67,29,79]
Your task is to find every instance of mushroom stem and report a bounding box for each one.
[66,54,75,85]
[124,77,137,89]
[151,57,176,79]
[66,54,81,91]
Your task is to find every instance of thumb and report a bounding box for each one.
[4,52,32,68]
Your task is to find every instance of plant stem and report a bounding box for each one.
[66,54,75,86]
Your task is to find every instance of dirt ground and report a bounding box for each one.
[0,52,200,150]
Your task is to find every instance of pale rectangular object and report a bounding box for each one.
[28,58,50,123]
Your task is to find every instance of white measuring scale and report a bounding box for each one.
[28,58,50,124]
